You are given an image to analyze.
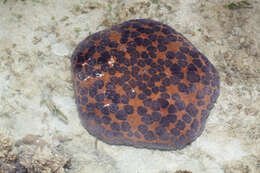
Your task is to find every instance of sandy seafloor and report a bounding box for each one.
[0,0,260,173]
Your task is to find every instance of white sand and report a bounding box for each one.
[0,0,259,172]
